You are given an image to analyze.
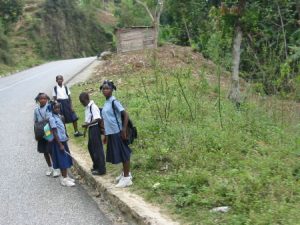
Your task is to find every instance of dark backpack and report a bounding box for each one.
[54,86,69,97]
[34,109,49,141]
[112,100,137,145]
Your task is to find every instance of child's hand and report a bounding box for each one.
[121,130,127,140]
[102,136,107,144]
[59,143,65,151]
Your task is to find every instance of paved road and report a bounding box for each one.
[0,58,112,225]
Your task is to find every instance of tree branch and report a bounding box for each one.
[276,1,288,59]
[155,0,164,22]
[135,0,155,23]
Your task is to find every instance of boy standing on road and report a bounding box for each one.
[52,75,83,137]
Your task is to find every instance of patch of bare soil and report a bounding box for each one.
[92,44,243,91]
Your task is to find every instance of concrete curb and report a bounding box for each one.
[69,141,180,225]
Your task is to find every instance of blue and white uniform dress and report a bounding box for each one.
[52,85,78,124]
[49,113,73,170]
[85,100,106,173]
[34,104,51,153]
[102,96,131,164]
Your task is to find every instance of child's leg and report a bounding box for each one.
[89,126,106,173]
[44,153,52,167]
[61,169,67,178]
[123,160,130,177]
[73,121,79,132]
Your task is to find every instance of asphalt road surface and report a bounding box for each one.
[0,58,112,225]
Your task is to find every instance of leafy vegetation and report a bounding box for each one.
[39,0,112,59]
[69,49,300,224]
[0,0,23,32]
[115,0,300,98]
[0,0,113,76]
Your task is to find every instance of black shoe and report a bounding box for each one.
[74,131,83,137]
[92,170,106,176]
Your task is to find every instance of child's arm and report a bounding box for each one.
[34,110,38,123]
[121,110,129,140]
[69,96,75,112]
[52,128,65,150]
[52,88,57,101]
[49,116,64,150]
[82,118,101,128]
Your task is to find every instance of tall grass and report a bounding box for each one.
[70,66,300,225]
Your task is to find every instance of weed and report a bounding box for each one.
[69,66,300,225]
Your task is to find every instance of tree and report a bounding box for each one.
[227,0,246,105]
[135,0,164,48]
[115,0,299,96]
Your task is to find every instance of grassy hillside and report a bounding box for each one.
[0,0,113,77]
[68,46,300,225]
[0,0,45,76]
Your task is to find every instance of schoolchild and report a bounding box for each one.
[52,75,83,137]
[100,80,133,188]
[34,93,60,177]
[49,102,75,187]
[79,92,106,175]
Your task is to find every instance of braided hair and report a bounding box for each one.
[49,100,60,110]
[35,93,50,103]
[100,80,116,91]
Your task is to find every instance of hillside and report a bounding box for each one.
[0,0,113,77]
[69,45,300,225]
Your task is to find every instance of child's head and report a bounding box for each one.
[56,75,64,86]
[51,101,61,114]
[100,80,116,98]
[79,92,90,107]
[35,93,50,106]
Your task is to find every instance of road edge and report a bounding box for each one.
[64,57,96,85]
[69,141,180,225]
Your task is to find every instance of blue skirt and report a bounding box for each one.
[57,99,78,124]
[106,133,131,164]
[51,141,73,170]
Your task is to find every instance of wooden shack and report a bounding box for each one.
[116,27,155,53]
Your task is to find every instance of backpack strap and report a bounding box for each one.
[90,104,100,125]
[112,100,121,132]
[54,86,57,97]
[65,86,69,96]
[54,86,69,96]
[38,108,45,120]
[89,104,93,123]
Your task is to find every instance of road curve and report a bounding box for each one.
[0,58,112,225]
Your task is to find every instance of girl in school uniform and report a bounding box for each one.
[49,102,75,187]
[79,92,106,175]
[100,80,133,188]
[52,75,83,137]
[34,93,58,177]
